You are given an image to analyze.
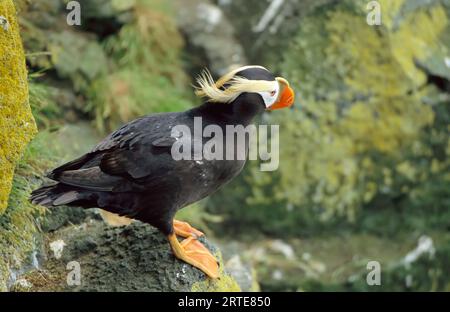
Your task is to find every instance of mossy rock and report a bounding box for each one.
[297,237,450,292]
[19,220,240,292]
[0,133,51,291]
[209,0,450,236]
[0,0,37,214]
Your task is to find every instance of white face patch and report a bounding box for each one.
[257,80,280,108]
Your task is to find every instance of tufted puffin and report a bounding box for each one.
[31,65,295,278]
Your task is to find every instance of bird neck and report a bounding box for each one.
[191,94,265,126]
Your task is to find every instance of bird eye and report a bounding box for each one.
[270,90,276,97]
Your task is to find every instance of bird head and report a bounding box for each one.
[195,65,295,111]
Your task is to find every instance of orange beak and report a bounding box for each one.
[268,78,295,110]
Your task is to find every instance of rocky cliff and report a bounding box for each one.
[0,0,37,214]
[0,0,242,292]
[10,207,240,292]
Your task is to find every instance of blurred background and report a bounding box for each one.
[2,0,449,291]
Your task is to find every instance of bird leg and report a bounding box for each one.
[168,233,219,279]
[173,219,204,238]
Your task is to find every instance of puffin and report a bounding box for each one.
[31,65,295,278]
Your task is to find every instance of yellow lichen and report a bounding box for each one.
[269,0,450,222]
[191,251,241,292]
[0,0,37,214]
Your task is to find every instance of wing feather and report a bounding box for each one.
[48,113,183,192]
[58,167,124,191]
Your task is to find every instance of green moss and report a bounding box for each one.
[209,0,450,236]
[0,132,55,290]
[176,203,223,237]
[48,31,108,93]
[87,67,192,132]
[274,1,442,219]
[299,236,450,292]
[28,80,61,129]
[0,0,37,214]
[86,0,194,132]
[191,252,241,292]
[276,0,449,222]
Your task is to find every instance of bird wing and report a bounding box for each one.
[47,113,183,192]
[92,114,181,152]
[57,167,124,191]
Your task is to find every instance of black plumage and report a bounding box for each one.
[31,66,294,278]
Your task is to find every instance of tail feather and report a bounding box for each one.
[30,184,81,207]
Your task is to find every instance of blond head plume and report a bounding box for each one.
[195,65,277,103]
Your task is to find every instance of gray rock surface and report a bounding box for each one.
[174,0,247,76]
[12,210,240,292]
[43,221,217,291]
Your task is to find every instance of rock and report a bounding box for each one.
[218,241,261,291]
[1,0,241,292]
[0,0,37,213]
[173,0,247,76]
[40,205,101,233]
[9,278,32,292]
[21,220,241,292]
[225,255,260,292]
[215,0,335,68]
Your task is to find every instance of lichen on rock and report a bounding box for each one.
[0,0,37,214]
[18,216,240,292]
[0,132,51,291]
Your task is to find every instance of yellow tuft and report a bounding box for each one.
[195,65,276,103]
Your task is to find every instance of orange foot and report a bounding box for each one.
[173,219,204,238]
[168,233,219,279]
